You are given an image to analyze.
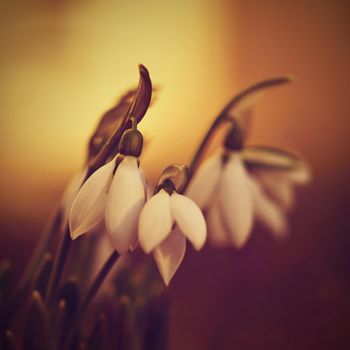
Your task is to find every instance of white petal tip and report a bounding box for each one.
[192,239,206,251]
[142,245,153,254]
[69,228,84,240]
[163,279,171,286]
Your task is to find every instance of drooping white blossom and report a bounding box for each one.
[138,188,207,285]
[187,146,310,248]
[69,155,146,254]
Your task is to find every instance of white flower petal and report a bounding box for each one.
[153,228,186,286]
[69,159,115,239]
[219,155,254,248]
[90,233,115,278]
[170,192,207,250]
[207,203,230,248]
[186,153,222,209]
[254,171,295,211]
[138,190,174,253]
[105,156,146,254]
[61,168,87,224]
[249,178,288,239]
[284,165,312,184]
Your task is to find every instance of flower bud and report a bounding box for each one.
[118,119,143,157]
[224,120,244,151]
[156,164,189,194]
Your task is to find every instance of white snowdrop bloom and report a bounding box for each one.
[247,177,288,239]
[187,151,254,248]
[69,124,146,254]
[138,181,207,285]
[205,174,289,248]
[187,126,311,248]
[242,146,311,212]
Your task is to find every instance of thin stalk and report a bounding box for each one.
[46,225,71,305]
[187,75,293,183]
[17,208,62,294]
[62,251,120,350]
[79,250,119,314]
[0,208,63,332]
[187,117,224,178]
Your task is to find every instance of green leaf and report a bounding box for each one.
[86,65,153,177]
[88,89,137,160]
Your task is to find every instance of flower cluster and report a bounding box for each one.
[187,121,311,248]
[0,66,312,350]
[69,119,310,286]
[66,69,311,286]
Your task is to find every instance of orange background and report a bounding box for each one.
[1,0,350,349]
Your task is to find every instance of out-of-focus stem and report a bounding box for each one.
[62,251,120,350]
[46,225,71,305]
[186,76,293,187]
[80,250,119,313]
[17,208,62,294]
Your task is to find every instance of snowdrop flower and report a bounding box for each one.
[138,165,207,285]
[69,120,146,254]
[242,146,311,211]
[187,121,311,248]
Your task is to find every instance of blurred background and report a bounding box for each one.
[0,0,349,349]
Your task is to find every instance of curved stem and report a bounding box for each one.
[187,117,226,179]
[186,76,293,186]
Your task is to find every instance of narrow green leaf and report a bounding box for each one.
[88,89,137,160]
[127,64,153,124]
[86,65,153,177]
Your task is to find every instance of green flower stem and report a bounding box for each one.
[45,225,71,305]
[17,208,62,294]
[0,208,63,333]
[62,250,120,350]
[187,117,225,180]
[186,76,293,187]
[80,250,120,313]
